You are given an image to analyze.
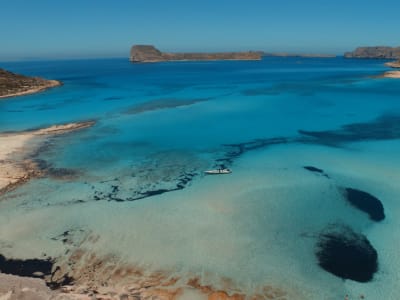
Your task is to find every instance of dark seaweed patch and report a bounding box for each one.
[103,96,123,101]
[216,137,289,167]
[304,166,323,173]
[0,254,53,278]
[124,97,211,115]
[345,188,385,221]
[90,171,198,202]
[299,115,400,146]
[315,225,378,282]
[303,166,330,178]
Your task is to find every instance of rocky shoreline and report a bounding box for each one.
[344,46,400,59]
[0,68,62,99]
[130,45,262,63]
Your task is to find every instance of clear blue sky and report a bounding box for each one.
[1,0,399,60]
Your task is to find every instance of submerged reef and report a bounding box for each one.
[315,224,378,282]
[344,188,385,221]
[303,166,330,178]
[124,97,210,115]
[299,114,400,146]
[0,254,53,279]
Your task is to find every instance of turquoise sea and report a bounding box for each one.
[1,57,400,298]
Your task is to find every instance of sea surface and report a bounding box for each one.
[1,57,400,298]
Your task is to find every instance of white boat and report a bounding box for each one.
[204,168,232,175]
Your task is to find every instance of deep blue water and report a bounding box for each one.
[1,57,400,298]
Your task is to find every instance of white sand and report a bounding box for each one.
[0,121,94,193]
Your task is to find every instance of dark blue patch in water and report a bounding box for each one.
[315,224,378,282]
[345,188,385,221]
[299,114,400,146]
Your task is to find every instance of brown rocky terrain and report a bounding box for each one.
[344,46,400,59]
[130,45,262,63]
[0,68,61,99]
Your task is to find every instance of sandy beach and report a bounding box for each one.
[0,121,95,195]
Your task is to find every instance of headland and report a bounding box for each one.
[0,68,62,99]
[130,45,262,63]
[344,46,400,59]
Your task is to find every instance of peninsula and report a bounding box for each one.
[0,68,61,99]
[344,46,400,59]
[130,45,262,63]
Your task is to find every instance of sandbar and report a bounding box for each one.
[0,121,95,195]
[382,71,400,78]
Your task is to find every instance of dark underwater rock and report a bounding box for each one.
[0,254,53,278]
[345,188,385,221]
[299,114,400,146]
[315,224,378,282]
[303,166,324,173]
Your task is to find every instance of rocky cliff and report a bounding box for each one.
[344,46,400,59]
[130,45,262,62]
[0,69,61,99]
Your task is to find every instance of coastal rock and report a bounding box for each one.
[0,68,61,99]
[344,46,400,59]
[315,224,378,282]
[130,45,262,63]
[0,273,55,300]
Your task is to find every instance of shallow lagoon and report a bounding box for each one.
[1,57,399,298]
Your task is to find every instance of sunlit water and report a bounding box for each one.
[1,57,400,298]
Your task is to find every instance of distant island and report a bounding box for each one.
[344,46,400,59]
[130,45,262,63]
[0,69,61,99]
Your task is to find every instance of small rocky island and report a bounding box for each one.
[344,46,400,59]
[130,45,262,63]
[0,68,61,99]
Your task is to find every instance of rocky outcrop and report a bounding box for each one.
[0,69,61,99]
[130,45,262,63]
[344,46,400,59]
